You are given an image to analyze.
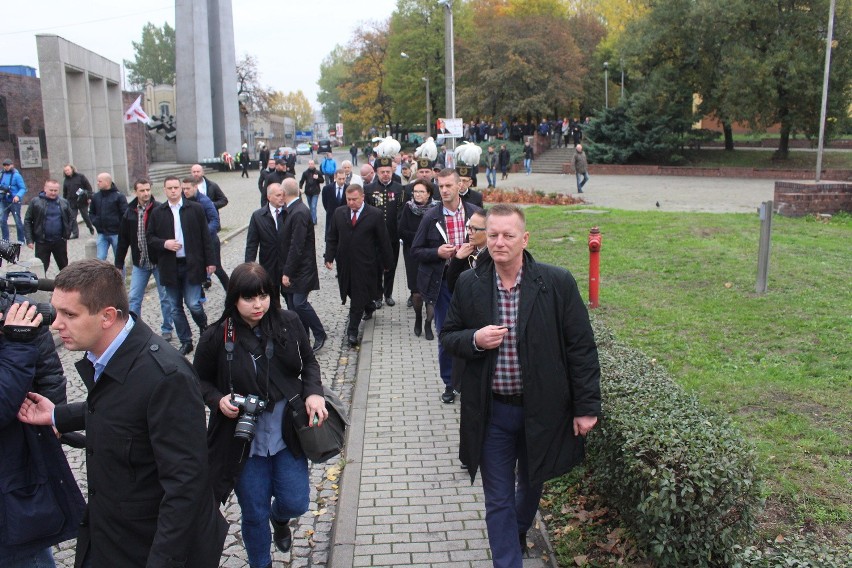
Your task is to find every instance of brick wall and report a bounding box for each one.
[0,72,49,201]
[123,91,150,187]
[774,181,852,217]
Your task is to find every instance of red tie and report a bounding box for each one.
[351,211,358,226]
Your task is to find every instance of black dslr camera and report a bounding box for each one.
[0,240,55,326]
[231,393,268,443]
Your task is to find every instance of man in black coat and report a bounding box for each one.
[411,168,482,404]
[24,178,74,275]
[280,178,326,352]
[263,159,295,195]
[245,182,287,297]
[257,158,276,207]
[90,172,128,262]
[146,176,216,355]
[324,184,393,347]
[62,163,94,237]
[365,156,406,306]
[440,205,600,568]
[18,260,227,568]
[320,170,347,240]
[190,164,229,209]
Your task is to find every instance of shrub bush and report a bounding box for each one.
[734,535,852,568]
[586,321,763,567]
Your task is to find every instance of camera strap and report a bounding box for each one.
[224,317,273,405]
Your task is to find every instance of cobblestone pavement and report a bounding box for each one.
[22,157,769,567]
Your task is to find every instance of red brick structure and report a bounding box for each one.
[0,71,49,200]
[774,181,852,217]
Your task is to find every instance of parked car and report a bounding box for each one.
[317,139,333,154]
[296,143,312,155]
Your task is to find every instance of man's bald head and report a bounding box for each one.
[282,177,299,198]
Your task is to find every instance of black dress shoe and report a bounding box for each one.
[373,299,383,309]
[441,387,455,404]
[271,517,292,553]
[384,296,396,307]
[519,531,528,556]
[362,311,372,320]
[312,336,326,353]
[348,334,359,347]
[178,341,193,356]
[406,295,413,308]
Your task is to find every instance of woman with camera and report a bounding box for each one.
[193,262,327,568]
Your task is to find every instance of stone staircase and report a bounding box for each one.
[534,146,574,174]
[147,162,216,186]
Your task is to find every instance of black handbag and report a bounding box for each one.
[287,386,348,463]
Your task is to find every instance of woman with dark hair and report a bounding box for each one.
[193,262,327,568]
[398,179,438,339]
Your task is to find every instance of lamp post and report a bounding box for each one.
[620,58,625,100]
[438,0,456,152]
[815,0,836,183]
[603,61,609,109]
[401,52,432,138]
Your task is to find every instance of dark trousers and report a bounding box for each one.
[434,279,453,388]
[34,240,68,274]
[69,204,94,237]
[480,400,543,568]
[284,291,326,341]
[376,236,400,300]
[346,300,375,336]
[210,235,229,290]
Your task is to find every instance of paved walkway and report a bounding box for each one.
[28,155,774,567]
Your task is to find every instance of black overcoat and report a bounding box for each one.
[146,199,215,287]
[245,205,284,285]
[320,182,347,239]
[281,199,320,294]
[53,317,227,568]
[440,251,601,487]
[324,204,392,308]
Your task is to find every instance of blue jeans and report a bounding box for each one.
[480,400,543,568]
[434,279,453,388]
[0,200,26,242]
[523,159,532,175]
[164,261,207,344]
[96,233,118,261]
[129,265,173,334]
[284,291,325,341]
[234,447,309,568]
[576,172,589,192]
[5,546,56,567]
[486,167,497,188]
[306,194,319,224]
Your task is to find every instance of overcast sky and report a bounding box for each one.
[1,0,397,108]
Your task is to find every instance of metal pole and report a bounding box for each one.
[620,58,625,100]
[425,76,432,139]
[603,62,609,109]
[815,0,836,183]
[442,0,456,152]
[756,201,773,294]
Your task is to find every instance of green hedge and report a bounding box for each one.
[586,321,762,567]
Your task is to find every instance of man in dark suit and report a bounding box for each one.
[18,259,227,568]
[321,170,347,240]
[280,178,326,352]
[146,176,216,355]
[324,184,393,347]
[245,183,287,298]
[365,156,406,307]
[190,164,228,210]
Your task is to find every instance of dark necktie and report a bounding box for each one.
[351,211,358,226]
[336,186,343,201]
[275,208,282,231]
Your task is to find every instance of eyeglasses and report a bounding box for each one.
[466,225,486,233]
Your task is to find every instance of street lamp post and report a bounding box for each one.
[620,58,625,100]
[401,52,432,139]
[816,0,836,183]
[438,0,456,154]
[603,61,609,109]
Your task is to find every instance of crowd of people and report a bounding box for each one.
[0,138,600,568]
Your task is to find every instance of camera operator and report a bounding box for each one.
[1,301,85,566]
[17,259,227,567]
[193,262,327,568]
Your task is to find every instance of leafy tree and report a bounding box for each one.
[236,54,272,116]
[124,22,176,88]
[269,90,314,130]
[338,21,394,138]
[317,45,355,126]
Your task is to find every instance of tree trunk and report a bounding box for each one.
[775,123,791,160]
[723,122,734,151]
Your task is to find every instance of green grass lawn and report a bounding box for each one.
[680,148,852,169]
[526,207,851,556]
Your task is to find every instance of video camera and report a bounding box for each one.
[0,239,56,326]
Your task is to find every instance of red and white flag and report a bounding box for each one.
[124,95,150,124]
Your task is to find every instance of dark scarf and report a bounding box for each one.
[406,198,438,216]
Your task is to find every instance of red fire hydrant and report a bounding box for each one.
[588,227,602,309]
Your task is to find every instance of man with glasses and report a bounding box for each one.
[411,169,483,404]
[447,210,488,292]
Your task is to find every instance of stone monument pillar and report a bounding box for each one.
[176,0,240,163]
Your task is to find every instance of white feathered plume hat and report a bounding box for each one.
[414,137,438,170]
[374,136,401,169]
[454,141,482,178]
